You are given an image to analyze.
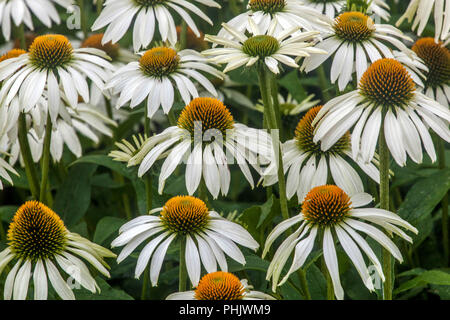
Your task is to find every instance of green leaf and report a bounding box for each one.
[0,205,19,223]
[229,253,270,273]
[74,277,134,300]
[257,195,275,229]
[94,216,126,246]
[397,169,450,248]
[395,270,450,295]
[72,154,137,180]
[72,154,148,214]
[279,70,307,102]
[53,163,98,227]
[306,264,327,300]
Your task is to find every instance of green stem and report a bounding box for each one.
[229,0,240,16]
[78,0,88,38]
[321,254,334,300]
[269,76,283,140]
[39,114,53,204]
[198,179,210,208]
[140,266,149,300]
[115,172,132,220]
[16,24,26,49]
[143,109,154,215]
[18,113,40,200]
[96,0,103,15]
[144,175,153,213]
[257,64,290,221]
[317,65,331,102]
[297,268,311,300]
[167,109,177,126]
[179,21,188,50]
[437,138,449,266]
[379,126,393,300]
[179,237,187,291]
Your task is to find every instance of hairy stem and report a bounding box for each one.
[179,236,187,291]
[179,21,188,50]
[257,63,290,221]
[39,114,53,204]
[18,113,40,200]
[379,127,393,300]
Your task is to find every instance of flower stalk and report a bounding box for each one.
[18,113,40,200]
[179,21,188,50]
[39,113,53,204]
[257,63,290,221]
[78,0,88,38]
[179,236,187,291]
[379,125,393,300]
[258,63,314,299]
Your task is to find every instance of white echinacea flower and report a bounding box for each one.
[0,201,116,300]
[312,58,450,167]
[397,0,450,42]
[301,11,414,91]
[216,0,332,40]
[262,105,380,203]
[111,196,259,287]
[264,185,418,299]
[166,271,275,300]
[92,0,221,52]
[204,18,326,74]
[0,34,114,123]
[303,0,390,21]
[412,37,450,106]
[106,46,223,119]
[0,0,73,41]
[127,97,274,199]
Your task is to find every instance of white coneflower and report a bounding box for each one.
[301,11,414,91]
[111,196,259,287]
[4,94,117,164]
[0,0,73,41]
[79,33,137,122]
[216,0,331,40]
[0,96,20,189]
[262,106,380,202]
[204,18,326,74]
[127,97,274,199]
[109,134,149,163]
[312,58,450,166]
[392,49,429,89]
[412,37,450,106]
[254,93,319,115]
[264,185,418,299]
[0,34,114,123]
[303,0,390,21]
[166,271,275,300]
[0,201,116,300]
[92,0,220,52]
[397,0,450,42]
[106,46,223,118]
